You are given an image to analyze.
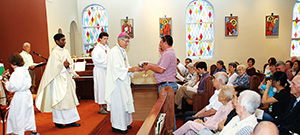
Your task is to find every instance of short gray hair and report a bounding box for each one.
[23,42,30,48]
[275,60,285,67]
[239,90,261,114]
[221,85,235,101]
[216,72,228,84]
[117,35,130,41]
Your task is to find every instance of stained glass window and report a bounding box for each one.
[82,4,108,54]
[186,0,214,59]
[291,0,300,57]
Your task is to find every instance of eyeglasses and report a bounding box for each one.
[122,39,130,43]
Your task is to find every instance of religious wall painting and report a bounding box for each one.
[225,16,238,36]
[266,15,279,36]
[121,18,134,38]
[159,17,172,37]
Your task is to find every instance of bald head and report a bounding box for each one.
[252,121,278,135]
[290,75,300,98]
[23,42,31,53]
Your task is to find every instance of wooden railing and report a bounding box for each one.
[137,86,174,135]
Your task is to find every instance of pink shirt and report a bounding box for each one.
[154,47,177,83]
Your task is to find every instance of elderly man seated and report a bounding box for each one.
[175,62,210,111]
[182,72,228,123]
[219,90,261,135]
[173,85,235,135]
[273,75,300,134]
[232,65,250,88]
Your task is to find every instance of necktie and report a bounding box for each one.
[293,100,299,108]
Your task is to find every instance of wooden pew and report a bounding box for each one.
[137,86,174,135]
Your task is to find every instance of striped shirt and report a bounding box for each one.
[154,47,177,83]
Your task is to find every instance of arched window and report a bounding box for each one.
[291,0,300,57]
[82,4,108,54]
[186,0,214,59]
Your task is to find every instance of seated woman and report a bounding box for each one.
[213,60,226,75]
[262,71,291,120]
[227,62,238,86]
[232,65,250,88]
[258,61,277,97]
[246,57,257,76]
[285,60,293,72]
[291,60,300,76]
[173,85,235,135]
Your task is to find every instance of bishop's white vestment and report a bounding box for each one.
[4,67,36,135]
[105,43,135,131]
[92,43,110,104]
[35,46,80,124]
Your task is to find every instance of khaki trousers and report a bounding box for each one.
[174,86,196,109]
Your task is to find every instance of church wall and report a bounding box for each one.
[74,0,296,84]
[0,0,49,86]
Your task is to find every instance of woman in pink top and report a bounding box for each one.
[173,85,235,135]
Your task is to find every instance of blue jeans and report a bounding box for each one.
[158,82,178,129]
[158,82,178,93]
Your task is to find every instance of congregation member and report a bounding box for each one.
[20,42,36,93]
[273,75,300,134]
[92,32,110,114]
[143,35,177,92]
[185,58,192,67]
[291,56,298,63]
[105,32,141,134]
[232,65,250,88]
[176,58,188,84]
[259,61,277,97]
[175,62,210,111]
[252,121,279,135]
[217,86,248,131]
[2,53,39,135]
[213,60,226,75]
[261,71,291,120]
[227,62,238,85]
[291,60,300,76]
[183,72,228,123]
[246,57,257,76]
[264,57,277,74]
[173,85,235,135]
[219,90,261,135]
[184,62,198,84]
[275,61,293,81]
[285,60,293,72]
[36,33,81,129]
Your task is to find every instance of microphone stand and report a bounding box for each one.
[33,52,48,61]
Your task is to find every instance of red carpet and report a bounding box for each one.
[97,121,143,135]
[1,100,109,135]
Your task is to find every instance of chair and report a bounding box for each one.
[183,76,215,112]
[210,64,217,76]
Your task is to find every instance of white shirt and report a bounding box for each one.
[205,89,223,111]
[219,114,258,135]
[177,63,187,76]
[20,50,34,68]
[228,72,238,85]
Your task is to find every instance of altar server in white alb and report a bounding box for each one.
[106,32,141,134]
[35,33,80,129]
[2,53,39,135]
[92,32,110,114]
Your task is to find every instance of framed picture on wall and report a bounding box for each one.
[159,17,172,37]
[225,16,238,36]
[266,15,279,36]
[121,18,134,38]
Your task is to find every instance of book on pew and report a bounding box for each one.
[155,113,166,135]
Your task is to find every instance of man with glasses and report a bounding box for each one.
[143,35,178,92]
[105,32,141,134]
